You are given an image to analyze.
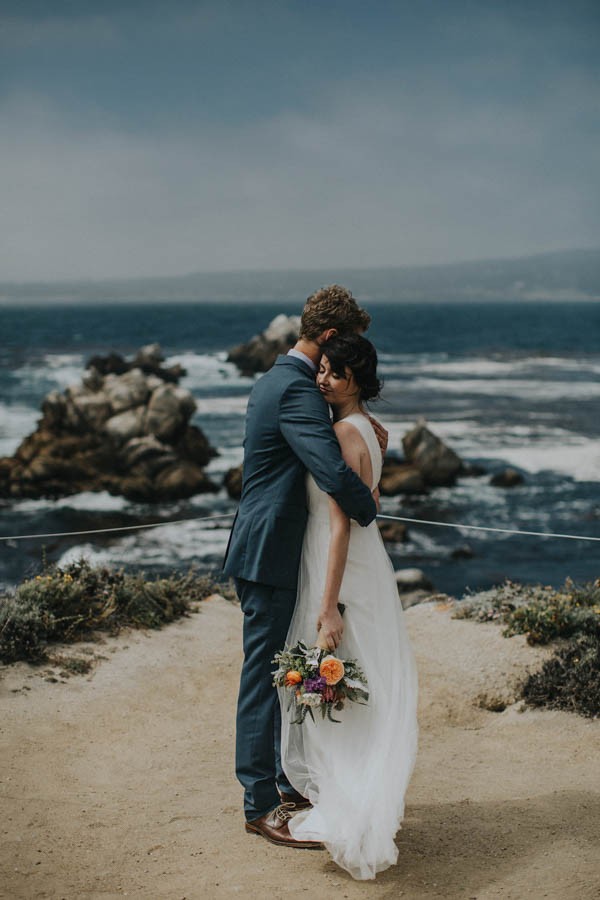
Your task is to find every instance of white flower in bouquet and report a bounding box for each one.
[300,692,323,708]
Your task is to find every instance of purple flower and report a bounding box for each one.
[303,675,327,694]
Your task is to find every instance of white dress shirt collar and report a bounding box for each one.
[287,348,317,373]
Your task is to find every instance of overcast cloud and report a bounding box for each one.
[1,1,599,280]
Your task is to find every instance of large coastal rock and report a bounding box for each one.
[402,419,463,487]
[227,314,301,375]
[0,345,218,501]
[224,464,243,499]
[380,460,426,496]
[379,421,465,496]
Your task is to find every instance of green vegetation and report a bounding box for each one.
[0,559,234,665]
[453,578,600,718]
[521,635,600,719]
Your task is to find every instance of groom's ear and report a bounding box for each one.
[320,327,337,342]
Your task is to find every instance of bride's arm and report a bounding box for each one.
[316,422,369,651]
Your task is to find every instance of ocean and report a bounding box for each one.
[1,300,599,596]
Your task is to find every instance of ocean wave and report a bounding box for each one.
[169,351,253,391]
[409,377,600,401]
[14,353,86,391]
[192,395,250,415]
[56,518,232,570]
[12,350,251,399]
[498,442,600,482]
[0,403,39,455]
[11,491,133,514]
[382,418,600,482]
[448,426,600,481]
[380,355,600,378]
[205,447,244,475]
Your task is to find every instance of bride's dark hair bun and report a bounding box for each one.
[320,333,382,403]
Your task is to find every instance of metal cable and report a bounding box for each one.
[0,511,598,543]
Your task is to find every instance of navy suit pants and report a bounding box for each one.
[234,577,303,821]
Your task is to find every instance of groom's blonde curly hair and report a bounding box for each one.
[299,285,371,340]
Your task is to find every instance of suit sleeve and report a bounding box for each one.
[279,379,376,526]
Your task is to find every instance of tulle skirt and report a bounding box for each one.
[278,516,419,880]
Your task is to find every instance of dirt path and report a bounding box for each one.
[1,596,598,899]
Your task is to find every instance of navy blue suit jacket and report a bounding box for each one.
[222,354,377,590]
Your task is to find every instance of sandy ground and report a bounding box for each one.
[1,595,599,900]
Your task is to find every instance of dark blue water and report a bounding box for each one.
[2,300,599,357]
[1,300,599,595]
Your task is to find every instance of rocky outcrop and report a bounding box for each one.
[395,568,434,593]
[379,421,464,496]
[490,467,524,488]
[224,464,243,500]
[395,568,435,610]
[451,544,475,559]
[380,460,426,496]
[227,314,301,375]
[377,520,409,543]
[0,345,218,501]
[402,419,463,487]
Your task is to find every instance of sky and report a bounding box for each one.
[1,0,599,281]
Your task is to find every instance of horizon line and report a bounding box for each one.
[1,245,599,289]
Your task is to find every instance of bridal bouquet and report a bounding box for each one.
[272,640,369,724]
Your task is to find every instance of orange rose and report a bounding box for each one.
[285,670,302,686]
[319,656,345,685]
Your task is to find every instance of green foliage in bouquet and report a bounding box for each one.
[272,640,369,725]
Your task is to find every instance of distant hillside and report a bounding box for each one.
[1,248,599,305]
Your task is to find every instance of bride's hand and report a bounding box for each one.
[316,607,344,652]
[368,415,388,459]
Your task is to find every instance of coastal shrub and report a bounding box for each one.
[520,634,600,719]
[454,578,600,645]
[0,559,228,664]
[0,589,53,663]
[453,578,600,718]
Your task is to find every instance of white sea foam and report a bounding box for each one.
[168,351,253,391]
[442,423,600,481]
[380,355,600,378]
[0,403,39,455]
[498,442,600,482]
[192,395,250,416]
[381,416,600,481]
[15,353,85,392]
[12,491,132,514]
[451,424,600,481]
[205,446,244,476]
[57,518,231,570]
[410,377,600,401]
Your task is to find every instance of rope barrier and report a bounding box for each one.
[0,511,597,543]
[0,513,236,543]
[376,514,600,542]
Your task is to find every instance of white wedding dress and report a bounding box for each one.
[279,413,419,880]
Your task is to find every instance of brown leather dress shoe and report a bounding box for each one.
[278,790,312,811]
[245,802,323,849]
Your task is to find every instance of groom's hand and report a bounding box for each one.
[368,415,389,459]
[316,607,344,652]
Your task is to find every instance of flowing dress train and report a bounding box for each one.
[278,413,419,880]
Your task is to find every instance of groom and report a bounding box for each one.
[223,285,382,849]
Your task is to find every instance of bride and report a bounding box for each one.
[278,333,419,880]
